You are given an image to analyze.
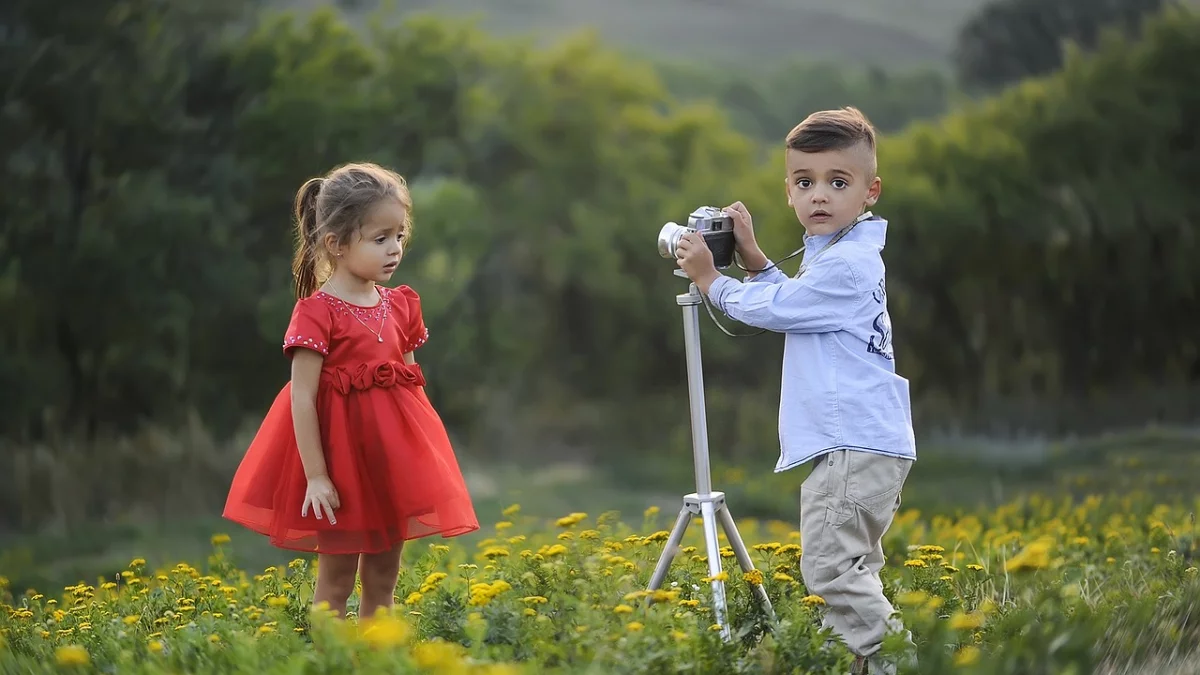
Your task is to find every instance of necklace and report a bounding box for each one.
[325,280,388,343]
[794,211,872,279]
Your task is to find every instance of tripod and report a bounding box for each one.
[646,269,776,641]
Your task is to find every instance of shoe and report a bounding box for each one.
[850,654,900,675]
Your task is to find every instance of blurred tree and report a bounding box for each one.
[656,58,954,141]
[953,0,1173,91]
[0,0,264,442]
[883,5,1200,425]
[1,1,1197,531]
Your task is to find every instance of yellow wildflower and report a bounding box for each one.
[955,646,981,666]
[949,611,986,631]
[412,640,465,670]
[1005,537,1053,572]
[555,513,587,528]
[359,614,410,648]
[55,645,89,667]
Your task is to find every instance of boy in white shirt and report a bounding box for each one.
[675,107,916,675]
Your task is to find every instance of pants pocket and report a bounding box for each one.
[846,452,910,514]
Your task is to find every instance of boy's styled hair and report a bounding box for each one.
[785,106,878,175]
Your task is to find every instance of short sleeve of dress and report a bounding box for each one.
[393,285,429,353]
[282,296,332,357]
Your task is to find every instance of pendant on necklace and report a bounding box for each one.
[378,336,384,342]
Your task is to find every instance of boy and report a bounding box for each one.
[674,106,916,675]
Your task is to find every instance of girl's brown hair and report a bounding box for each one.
[290,162,413,299]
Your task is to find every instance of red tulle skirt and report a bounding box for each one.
[223,361,479,554]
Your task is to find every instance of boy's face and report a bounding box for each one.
[784,141,881,236]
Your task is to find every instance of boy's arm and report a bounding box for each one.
[738,244,787,285]
[744,264,787,285]
[704,256,859,333]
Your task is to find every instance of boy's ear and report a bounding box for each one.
[865,176,882,207]
[784,177,793,206]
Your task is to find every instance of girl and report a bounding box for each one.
[223,162,479,618]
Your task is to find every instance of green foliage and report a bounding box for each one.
[281,0,990,67]
[874,5,1200,420]
[953,0,1173,90]
[657,59,956,142]
[1,1,1198,533]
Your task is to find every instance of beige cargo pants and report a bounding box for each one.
[799,448,913,659]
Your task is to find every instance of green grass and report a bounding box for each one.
[4,427,1197,597]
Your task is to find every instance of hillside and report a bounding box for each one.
[280,0,992,66]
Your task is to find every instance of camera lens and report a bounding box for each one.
[658,222,687,259]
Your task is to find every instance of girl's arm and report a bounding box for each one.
[291,349,327,478]
[291,349,339,521]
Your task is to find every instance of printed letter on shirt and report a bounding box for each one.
[867,278,894,360]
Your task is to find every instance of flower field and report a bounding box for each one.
[2,493,1199,674]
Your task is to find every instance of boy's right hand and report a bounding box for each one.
[725,201,759,250]
[302,474,340,524]
[724,201,768,270]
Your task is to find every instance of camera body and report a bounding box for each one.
[658,206,737,270]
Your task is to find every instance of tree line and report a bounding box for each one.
[1,0,1197,529]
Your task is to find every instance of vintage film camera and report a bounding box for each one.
[657,206,736,270]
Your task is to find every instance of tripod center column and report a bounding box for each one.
[678,281,714,497]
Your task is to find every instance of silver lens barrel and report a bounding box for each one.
[658,222,690,259]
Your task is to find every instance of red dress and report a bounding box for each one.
[222,285,479,554]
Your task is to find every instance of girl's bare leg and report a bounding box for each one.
[358,543,404,618]
[313,553,360,617]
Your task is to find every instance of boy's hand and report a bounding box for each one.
[675,232,721,293]
[724,201,757,251]
[724,201,770,274]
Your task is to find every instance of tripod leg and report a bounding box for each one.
[700,500,731,640]
[647,506,692,592]
[717,504,777,622]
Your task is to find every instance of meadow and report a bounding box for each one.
[3,433,1200,674]
[3,3,1200,672]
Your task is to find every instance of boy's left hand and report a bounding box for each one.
[675,232,721,293]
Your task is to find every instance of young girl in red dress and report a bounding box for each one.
[223,162,479,618]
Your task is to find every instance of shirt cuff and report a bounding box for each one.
[706,275,738,312]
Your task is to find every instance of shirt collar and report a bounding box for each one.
[802,211,886,260]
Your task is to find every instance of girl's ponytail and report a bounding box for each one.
[291,177,324,299]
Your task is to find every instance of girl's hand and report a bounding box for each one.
[302,475,340,524]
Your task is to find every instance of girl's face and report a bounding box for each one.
[328,199,407,284]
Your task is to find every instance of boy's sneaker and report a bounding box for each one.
[850,654,901,675]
